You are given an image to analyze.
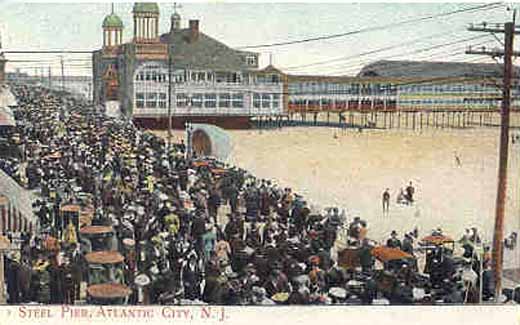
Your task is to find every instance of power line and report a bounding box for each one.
[236,2,504,49]
[3,50,93,54]
[318,36,495,75]
[6,58,91,63]
[282,29,464,71]
[325,42,497,77]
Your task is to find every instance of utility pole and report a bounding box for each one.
[48,66,52,88]
[60,55,64,91]
[467,17,520,301]
[167,50,173,150]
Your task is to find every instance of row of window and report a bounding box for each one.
[253,93,280,109]
[136,92,167,100]
[286,82,520,96]
[135,72,168,83]
[256,74,281,85]
[289,99,396,105]
[287,97,501,106]
[288,82,398,95]
[400,99,500,105]
[135,92,168,109]
[401,99,461,105]
[135,92,287,110]
[398,84,502,94]
[134,69,282,85]
[175,93,244,109]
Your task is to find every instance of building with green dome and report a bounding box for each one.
[133,3,159,14]
[102,10,124,48]
[92,2,284,129]
[102,14,124,29]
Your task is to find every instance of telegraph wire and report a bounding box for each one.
[324,42,497,76]
[282,29,465,71]
[236,2,504,49]
[319,37,495,75]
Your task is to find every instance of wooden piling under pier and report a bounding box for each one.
[279,109,520,130]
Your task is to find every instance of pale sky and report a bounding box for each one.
[0,1,515,76]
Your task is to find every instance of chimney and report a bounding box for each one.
[189,19,199,42]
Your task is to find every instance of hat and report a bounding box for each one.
[123,238,135,247]
[159,193,169,201]
[134,273,151,287]
[272,261,283,270]
[219,259,230,267]
[391,230,398,236]
[252,286,266,297]
[227,271,239,279]
[329,287,347,300]
[150,265,160,275]
[271,292,289,303]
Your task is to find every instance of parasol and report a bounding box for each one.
[370,246,413,262]
[61,205,81,213]
[85,251,124,265]
[80,225,113,236]
[271,292,289,303]
[421,235,454,246]
[43,152,62,160]
[192,161,209,167]
[87,283,131,299]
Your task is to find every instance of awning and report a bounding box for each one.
[0,86,18,108]
[0,107,15,127]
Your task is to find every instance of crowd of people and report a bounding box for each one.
[0,85,512,305]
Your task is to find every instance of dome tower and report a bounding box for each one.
[133,2,160,42]
[102,4,124,48]
[170,3,182,32]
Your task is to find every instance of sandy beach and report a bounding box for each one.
[229,128,518,242]
[158,125,520,268]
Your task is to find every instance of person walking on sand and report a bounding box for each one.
[454,151,462,167]
[382,188,390,215]
[405,182,415,203]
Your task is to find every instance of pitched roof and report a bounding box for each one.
[258,64,284,75]
[357,60,518,79]
[160,29,257,71]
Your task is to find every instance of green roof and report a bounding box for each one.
[133,3,159,14]
[102,13,124,28]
